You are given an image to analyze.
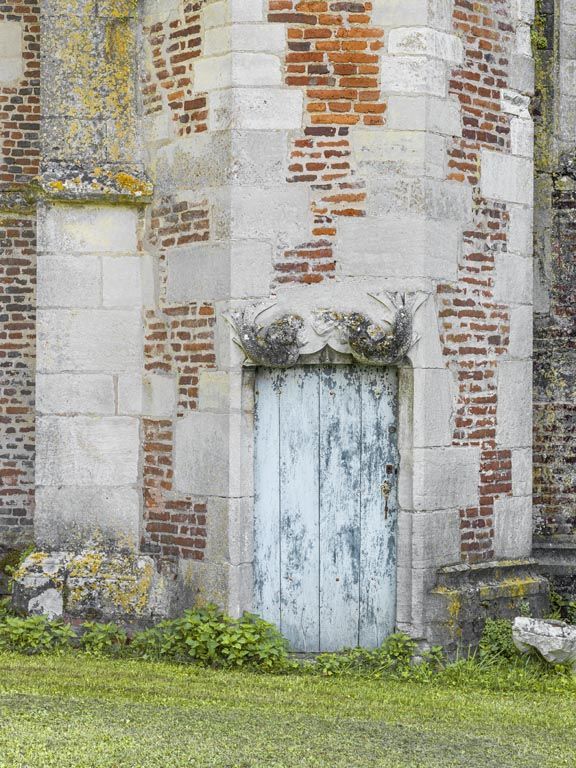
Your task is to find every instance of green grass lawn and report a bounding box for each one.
[0,652,575,768]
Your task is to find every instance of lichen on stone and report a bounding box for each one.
[226,304,306,367]
[313,292,427,366]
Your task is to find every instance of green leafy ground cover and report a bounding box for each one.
[0,652,575,768]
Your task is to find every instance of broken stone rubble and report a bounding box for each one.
[513,617,576,670]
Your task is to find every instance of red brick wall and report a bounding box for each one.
[0,3,40,550]
[142,195,216,563]
[143,0,208,137]
[440,0,514,562]
[0,216,36,548]
[0,3,40,185]
[269,1,385,285]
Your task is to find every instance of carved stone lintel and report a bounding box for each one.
[227,292,427,368]
[313,292,426,366]
[226,305,306,368]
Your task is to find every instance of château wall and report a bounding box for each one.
[1,0,551,644]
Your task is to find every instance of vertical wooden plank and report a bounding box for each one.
[253,368,282,629]
[319,366,362,651]
[359,366,399,647]
[279,366,321,652]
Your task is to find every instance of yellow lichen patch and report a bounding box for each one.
[434,587,463,639]
[68,551,105,579]
[49,180,66,191]
[12,551,49,582]
[500,577,540,600]
[114,172,153,196]
[67,550,154,616]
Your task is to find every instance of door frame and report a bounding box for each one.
[233,353,416,640]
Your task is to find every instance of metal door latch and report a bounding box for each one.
[381,481,391,519]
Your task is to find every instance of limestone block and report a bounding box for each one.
[509,304,533,359]
[174,412,231,497]
[230,0,265,22]
[379,55,447,97]
[36,416,140,486]
[496,361,532,448]
[0,20,22,57]
[102,256,145,307]
[175,411,251,498]
[365,174,471,223]
[513,618,576,668]
[37,255,101,308]
[515,23,532,57]
[118,373,176,418]
[410,509,461,568]
[165,240,272,303]
[337,217,460,280]
[508,54,534,95]
[412,368,454,447]
[205,24,285,56]
[387,27,463,63]
[230,131,289,186]
[231,186,310,242]
[411,447,480,510]
[408,297,446,369]
[198,370,231,413]
[510,116,534,158]
[480,150,533,205]
[494,252,532,305]
[194,53,281,91]
[205,496,254,566]
[0,21,23,84]
[142,375,176,418]
[37,373,115,415]
[37,309,142,373]
[373,0,427,27]
[508,204,533,256]
[501,89,531,117]
[210,88,303,131]
[512,448,533,497]
[494,496,532,559]
[352,129,446,177]
[385,95,462,136]
[38,205,138,254]
[516,0,535,23]
[203,0,265,26]
[562,0,576,25]
[35,486,141,550]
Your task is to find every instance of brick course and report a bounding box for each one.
[269,1,385,285]
[441,0,514,562]
[0,216,36,547]
[143,193,215,562]
[0,3,40,185]
[143,0,208,137]
[0,2,39,549]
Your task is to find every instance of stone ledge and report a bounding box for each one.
[0,162,153,214]
[426,559,550,654]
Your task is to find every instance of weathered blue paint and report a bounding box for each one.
[254,365,398,652]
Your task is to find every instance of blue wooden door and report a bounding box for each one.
[254,365,398,652]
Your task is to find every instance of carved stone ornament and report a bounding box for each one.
[226,292,427,368]
[226,305,307,367]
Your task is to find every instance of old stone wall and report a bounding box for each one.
[2,0,549,642]
[532,0,576,598]
[0,3,40,550]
